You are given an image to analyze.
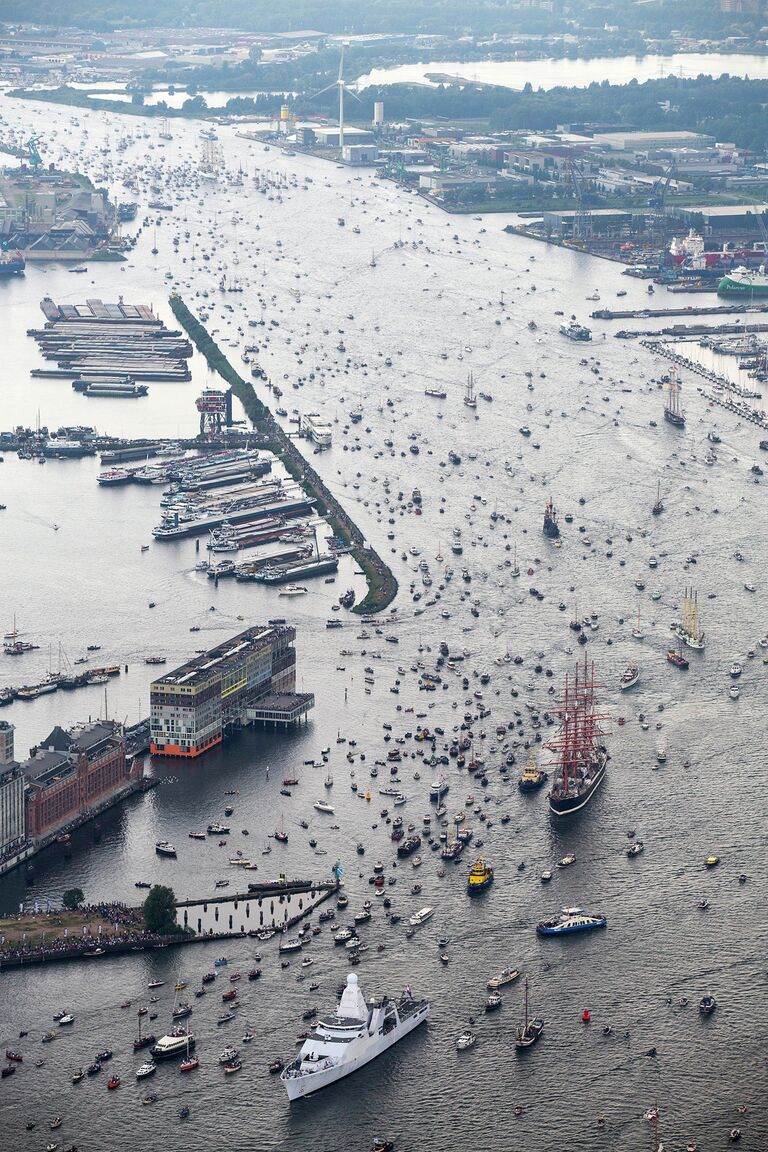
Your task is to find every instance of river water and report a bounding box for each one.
[355,52,768,91]
[0,93,766,1152]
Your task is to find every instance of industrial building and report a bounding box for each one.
[150,624,313,758]
[23,720,135,838]
[0,723,25,859]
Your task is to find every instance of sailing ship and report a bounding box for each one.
[515,978,544,1049]
[547,654,608,818]
[663,377,686,427]
[652,480,664,516]
[274,816,288,843]
[543,498,560,539]
[673,587,705,650]
[463,372,477,409]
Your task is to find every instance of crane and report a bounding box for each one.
[565,159,592,244]
[25,136,43,169]
[646,162,676,239]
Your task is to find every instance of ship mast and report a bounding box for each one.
[548,654,607,796]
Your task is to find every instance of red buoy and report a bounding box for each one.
[582,1009,591,1023]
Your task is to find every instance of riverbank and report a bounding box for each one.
[168,293,398,614]
[0,776,159,880]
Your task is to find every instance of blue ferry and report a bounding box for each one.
[536,907,607,936]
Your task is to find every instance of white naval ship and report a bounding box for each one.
[281,972,429,1100]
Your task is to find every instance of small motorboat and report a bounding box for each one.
[485,992,502,1012]
[456,1029,477,1050]
[107,1075,121,1090]
[699,995,717,1017]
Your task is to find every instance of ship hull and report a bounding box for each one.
[283,1005,429,1100]
[548,760,606,817]
[664,410,686,427]
[536,918,607,936]
[718,276,768,298]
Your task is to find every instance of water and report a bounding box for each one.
[355,52,768,90]
[0,95,766,1151]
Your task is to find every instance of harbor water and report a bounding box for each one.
[0,93,766,1152]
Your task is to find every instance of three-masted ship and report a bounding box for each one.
[663,376,686,427]
[547,654,608,818]
[673,587,705,650]
[543,497,560,539]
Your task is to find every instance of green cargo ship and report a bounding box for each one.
[718,267,768,298]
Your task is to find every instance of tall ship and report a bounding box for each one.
[281,973,429,1100]
[543,497,560,539]
[718,266,768,299]
[663,376,686,427]
[673,587,705,650]
[547,654,608,818]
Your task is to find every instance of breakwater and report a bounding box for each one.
[168,293,398,614]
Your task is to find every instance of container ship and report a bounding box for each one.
[547,654,608,818]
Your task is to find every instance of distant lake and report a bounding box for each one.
[355,52,768,91]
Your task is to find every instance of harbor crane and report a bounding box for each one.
[0,134,44,168]
[565,159,593,244]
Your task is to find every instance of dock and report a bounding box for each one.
[592,303,768,320]
[152,495,315,539]
[30,298,193,383]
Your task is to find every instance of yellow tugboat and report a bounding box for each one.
[467,856,494,895]
[518,756,548,793]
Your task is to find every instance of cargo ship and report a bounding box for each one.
[0,251,25,277]
[548,654,608,818]
[717,266,768,299]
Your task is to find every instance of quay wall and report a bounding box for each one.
[168,293,398,614]
[176,879,338,936]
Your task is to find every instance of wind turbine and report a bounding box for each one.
[312,42,361,153]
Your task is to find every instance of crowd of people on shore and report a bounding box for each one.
[0,901,160,966]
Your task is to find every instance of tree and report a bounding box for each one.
[248,45,263,63]
[62,887,84,910]
[143,885,177,933]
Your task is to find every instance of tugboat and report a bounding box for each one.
[663,376,686,427]
[466,856,494,895]
[673,588,705,650]
[515,978,544,1049]
[280,973,429,1099]
[518,757,548,792]
[543,497,560,539]
[548,654,608,818]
